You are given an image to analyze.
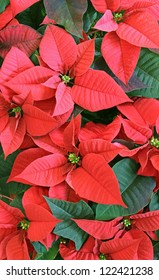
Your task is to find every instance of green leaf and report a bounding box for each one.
[149,191,159,211]
[44,198,94,220]
[129,48,159,98]
[0,0,10,14]
[83,1,97,33]
[153,241,159,260]
[32,242,47,254]
[16,2,45,29]
[96,159,156,220]
[54,220,88,250]
[10,194,24,213]
[45,198,94,250]
[43,0,88,37]
[0,150,20,178]
[35,241,59,260]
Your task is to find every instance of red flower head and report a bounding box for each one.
[0,192,60,260]
[90,0,159,83]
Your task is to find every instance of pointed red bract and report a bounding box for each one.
[120,117,152,144]
[70,153,126,206]
[131,210,159,231]
[22,186,49,209]
[49,182,81,203]
[94,10,118,32]
[24,203,60,241]
[0,47,33,93]
[12,153,70,186]
[5,66,55,101]
[117,11,159,48]
[63,115,81,153]
[73,218,121,239]
[53,83,74,116]
[8,148,49,184]
[0,118,26,158]
[60,236,99,260]
[39,25,77,72]
[22,104,58,136]
[124,229,154,260]
[71,69,131,111]
[0,5,13,31]
[79,139,123,162]
[70,39,95,77]
[6,233,30,260]
[100,237,141,260]
[102,33,141,84]
[0,199,24,225]
[90,0,107,13]
[0,24,42,58]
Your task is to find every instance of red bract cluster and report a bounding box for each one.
[0,0,159,260]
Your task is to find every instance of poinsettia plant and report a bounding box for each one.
[1,0,159,260]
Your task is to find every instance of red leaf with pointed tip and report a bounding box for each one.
[102,33,141,84]
[63,114,81,153]
[0,231,18,259]
[7,18,19,27]
[53,83,74,116]
[71,153,126,206]
[79,122,108,141]
[71,69,131,111]
[49,182,81,203]
[24,204,60,241]
[121,118,152,144]
[124,229,153,260]
[129,0,158,9]
[0,200,24,225]
[106,0,121,11]
[5,66,55,101]
[0,96,9,132]
[134,97,159,127]
[120,0,136,9]
[148,2,159,19]
[117,11,159,48]
[100,237,140,260]
[12,153,70,186]
[8,148,49,184]
[94,10,118,32]
[6,233,30,260]
[79,139,123,162]
[10,0,40,16]
[42,75,61,89]
[22,104,58,136]
[0,118,26,158]
[0,47,33,89]
[73,218,121,239]
[117,102,147,126]
[32,134,64,154]
[0,5,13,31]
[0,24,42,58]
[131,210,159,231]
[79,117,121,142]
[90,0,107,13]
[39,25,77,72]
[150,155,159,171]
[22,186,49,210]
[60,236,99,260]
[70,39,95,77]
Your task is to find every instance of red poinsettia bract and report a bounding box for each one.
[5,24,131,117]
[0,194,59,259]
[8,115,126,207]
[91,0,159,83]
